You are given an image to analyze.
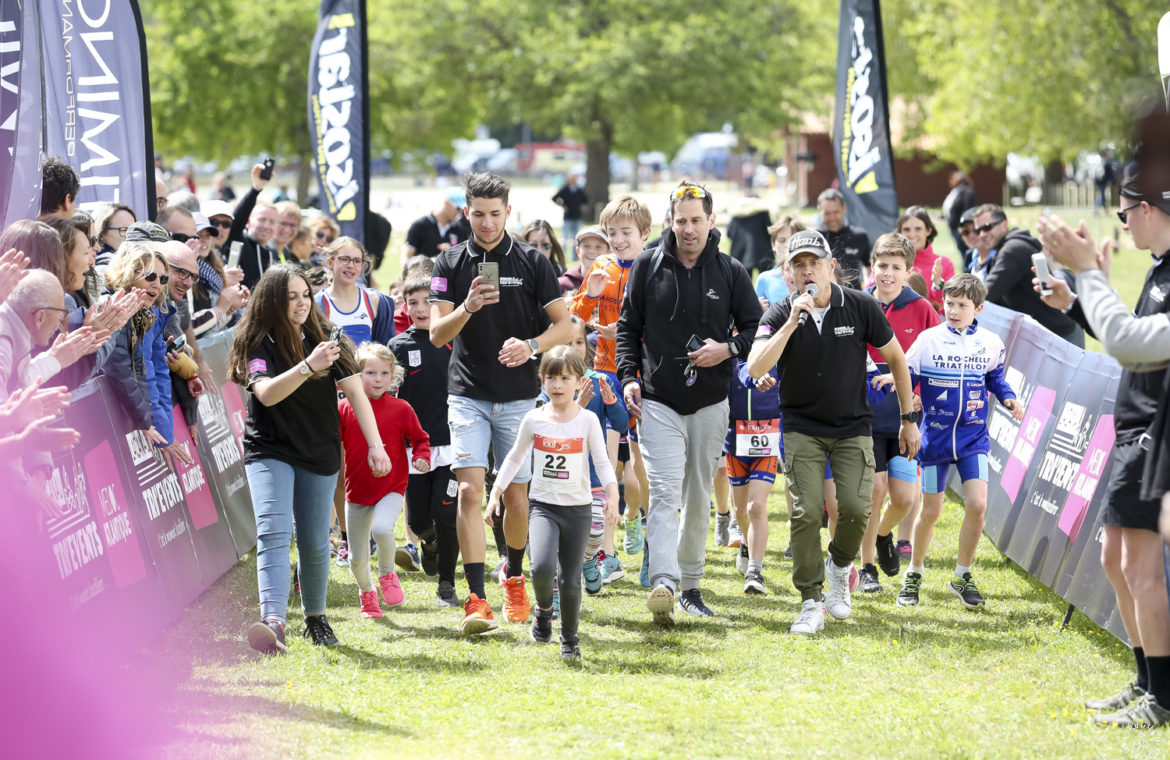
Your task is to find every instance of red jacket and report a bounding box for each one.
[866,285,940,363]
[339,393,430,504]
[910,245,955,312]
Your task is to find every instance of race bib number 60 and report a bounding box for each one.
[735,419,780,458]
[533,434,585,494]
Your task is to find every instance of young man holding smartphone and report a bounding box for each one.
[428,172,573,634]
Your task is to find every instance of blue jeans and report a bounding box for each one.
[448,394,536,481]
[245,459,338,623]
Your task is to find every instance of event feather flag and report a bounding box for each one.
[832,0,898,237]
[2,0,155,227]
[308,0,369,244]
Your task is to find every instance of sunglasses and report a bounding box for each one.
[671,185,708,201]
[170,232,192,243]
[960,226,978,237]
[315,230,335,244]
[88,236,98,246]
[140,271,170,285]
[975,220,1003,234]
[212,218,232,229]
[1117,202,1141,225]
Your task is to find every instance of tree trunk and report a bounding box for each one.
[584,121,613,224]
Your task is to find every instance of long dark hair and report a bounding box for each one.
[521,219,567,271]
[895,205,938,247]
[228,262,357,385]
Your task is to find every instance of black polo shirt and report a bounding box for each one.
[406,214,468,258]
[243,335,351,475]
[817,224,871,289]
[756,283,894,438]
[429,234,561,402]
[389,326,452,446]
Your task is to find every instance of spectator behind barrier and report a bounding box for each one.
[39,155,79,220]
[101,242,181,461]
[0,270,95,517]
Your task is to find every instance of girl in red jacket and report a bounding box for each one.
[339,342,431,618]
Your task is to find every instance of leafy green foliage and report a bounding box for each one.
[883,0,1164,165]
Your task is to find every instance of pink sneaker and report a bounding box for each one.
[378,571,405,607]
[848,563,859,592]
[359,590,383,618]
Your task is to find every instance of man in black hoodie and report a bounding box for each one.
[977,203,1080,345]
[617,182,762,625]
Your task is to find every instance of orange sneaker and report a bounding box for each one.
[460,593,498,635]
[500,574,531,623]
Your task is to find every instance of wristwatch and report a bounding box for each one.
[728,341,739,357]
[900,411,923,424]
[527,338,540,355]
[299,360,312,376]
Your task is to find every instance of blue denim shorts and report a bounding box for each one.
[448,394,536,482]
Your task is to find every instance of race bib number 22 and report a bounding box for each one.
[533,434,585,494]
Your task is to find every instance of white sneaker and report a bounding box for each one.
[647,584,676,627]
[789,598,825,635]
[728,519,744,548]
[824,556,853,620]
[735,544,750,576]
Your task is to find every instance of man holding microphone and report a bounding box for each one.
[747,230,920,635]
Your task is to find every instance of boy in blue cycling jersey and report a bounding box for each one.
[879,274,1023,609]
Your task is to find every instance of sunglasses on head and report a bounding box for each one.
[141,271,170,285]
[671,184,707,201]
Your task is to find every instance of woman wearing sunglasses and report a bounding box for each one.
[521,219,567,278]
[101,242,181,457]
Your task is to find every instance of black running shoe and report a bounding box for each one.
[859,563,882,593]
[560,635,581,660]
[303,614,339,646]
[530,612,552,644]
[420,540,439,576]
[896,572,922,607]
[875,532,901,577]
[437,580,460,608]
[948,572,986,609]
[679,588,715,617]
[743,568,766,595]
[247,619,287,655]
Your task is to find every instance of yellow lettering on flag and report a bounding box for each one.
[328,13,356,29]
[854,172,878,194]
[337,202,356,221]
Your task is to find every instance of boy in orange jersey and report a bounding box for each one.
[572,196,652,581]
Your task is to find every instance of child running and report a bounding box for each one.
[390,276,461,607]
[881,274,1023,608]
[562,317,628,594]
[488,345,618,660]
[725,355,781,594]
[339,342,431,618]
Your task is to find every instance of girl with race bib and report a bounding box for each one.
[487,345,618,660]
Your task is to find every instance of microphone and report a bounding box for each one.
[797,283,819,326]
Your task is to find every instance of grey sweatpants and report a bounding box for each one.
[640,397,729,591]
[529,501,592,640]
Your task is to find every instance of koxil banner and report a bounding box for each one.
[308,0,369,243]
[832,0,899,238]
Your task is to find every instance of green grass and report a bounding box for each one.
[143,486,1167,759]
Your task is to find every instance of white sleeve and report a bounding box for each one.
[1077,269,1170,370]
[494,411,536,491]
[586,414,617,489]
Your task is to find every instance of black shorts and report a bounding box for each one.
[1102,439,1160,532]
[617,436,630,464]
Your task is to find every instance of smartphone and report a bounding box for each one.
[167,334,186,353]
[227,241,243,268]
[329,325,344,344]
[259,156,275,180]
[477,261,500,291]
[686,334,704,353]
[1032,252,1053,297]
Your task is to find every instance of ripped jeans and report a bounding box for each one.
[447,394,536,481]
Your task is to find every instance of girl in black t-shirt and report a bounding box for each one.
[227,263,391,654]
